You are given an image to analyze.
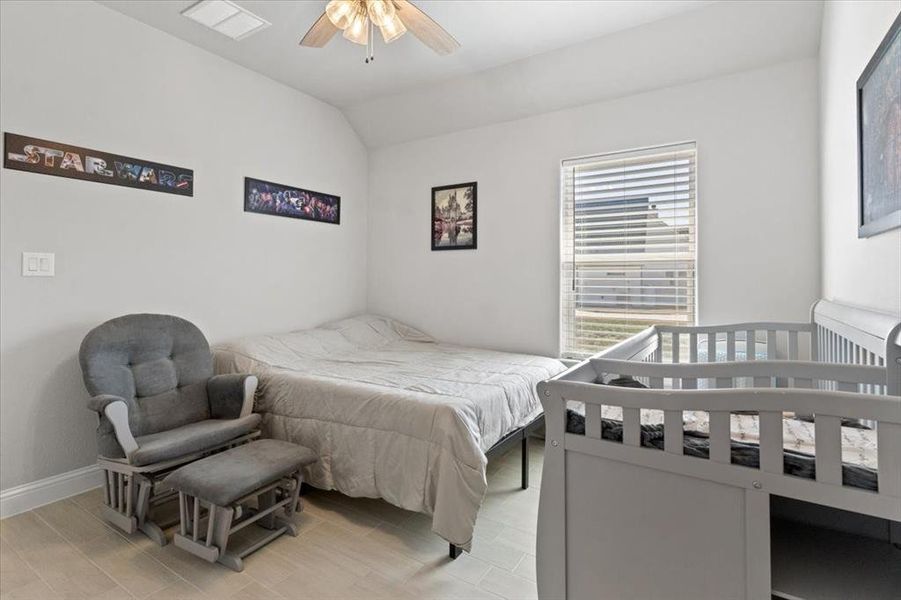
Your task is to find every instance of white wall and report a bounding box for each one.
[819,1,900,315]
[367,59,821,356]
[0,1,368,491]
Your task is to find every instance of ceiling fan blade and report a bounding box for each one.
[300,12,339,47]
[392,0,460,55]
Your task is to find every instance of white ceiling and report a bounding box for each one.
[347,0,824,146]
[96,0,823,147]
[97,0,713,107]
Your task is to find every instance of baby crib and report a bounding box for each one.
[536,299,901,600]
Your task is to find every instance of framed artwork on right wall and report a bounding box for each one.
[856,12,901,238]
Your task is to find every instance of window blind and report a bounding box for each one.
[561,142,697,359]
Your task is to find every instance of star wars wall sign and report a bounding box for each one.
[3,133,193,196]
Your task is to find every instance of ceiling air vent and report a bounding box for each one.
[181,0,270,41]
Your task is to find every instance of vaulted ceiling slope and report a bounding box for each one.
[97,1,822,148]
[97,1,712,106]
[346,0,823,146]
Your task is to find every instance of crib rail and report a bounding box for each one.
[594,325,658,362]
[590,357,886,391]
[653,322,814,364]
[545,378,901,519]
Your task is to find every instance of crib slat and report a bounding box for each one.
[707,333,717,362]
[767,330,777,360]
[794,377,812,389]
[585,404,602,440]
[715,377,731,389]
[649,377,663,389]
[672,332,680,363]
[689,333,698,363]
[746,330,756,361]
[788,330,799,360]
[623,408,640,447]
[709,412,731,463]
[726,331,736,361]
[759,411,783,474]
[863,350,876,394]
[815,415,842,485]
[877,422,901,496]
[833,331,840,362]
[664,410,682,454]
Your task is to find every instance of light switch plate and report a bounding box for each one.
[22,252,55,277]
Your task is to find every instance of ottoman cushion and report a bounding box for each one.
[164,439,317,506]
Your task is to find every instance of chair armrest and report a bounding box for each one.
[87,394,139,458]
[207,374,258,420]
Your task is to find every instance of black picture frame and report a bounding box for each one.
[3,132,193,196]
[244,177,340,225]
[431,182,477,251]
[856,12,901,238]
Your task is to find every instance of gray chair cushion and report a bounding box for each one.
[164,439,318,506]
[80,314,214,437]
[131,414,261,466]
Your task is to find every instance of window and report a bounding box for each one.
[560,142,697,359]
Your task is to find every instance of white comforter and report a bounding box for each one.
[213,315,566,549]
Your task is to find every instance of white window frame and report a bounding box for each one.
[558,141,699,359]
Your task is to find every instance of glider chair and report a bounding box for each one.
[79,314,261,545]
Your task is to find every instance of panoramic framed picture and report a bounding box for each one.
[3,132,193,196]
[432,182,477,250]
[244,177,340,225]
[856,13,901,238]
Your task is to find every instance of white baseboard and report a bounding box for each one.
[0,464,103,518]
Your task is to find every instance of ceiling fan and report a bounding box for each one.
[300,0,460,63]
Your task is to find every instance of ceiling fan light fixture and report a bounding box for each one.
[366,0,395,27]
[325,0,355,29]
[379,13,406,43]
[342,9,369,45]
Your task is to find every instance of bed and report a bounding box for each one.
[213,314,565,552]
[537,299,901,599]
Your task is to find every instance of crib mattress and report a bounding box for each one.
[565,406,878,490]
[599,405,877,469]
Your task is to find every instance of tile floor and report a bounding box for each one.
[0,442,543,599]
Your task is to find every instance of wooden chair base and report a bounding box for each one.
[95,432,260,546]
[172,473,303,572]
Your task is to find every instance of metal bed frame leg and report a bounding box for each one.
[521,436,529,490]
[444,414,544,561]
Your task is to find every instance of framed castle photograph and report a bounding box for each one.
[432,182,476,251]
